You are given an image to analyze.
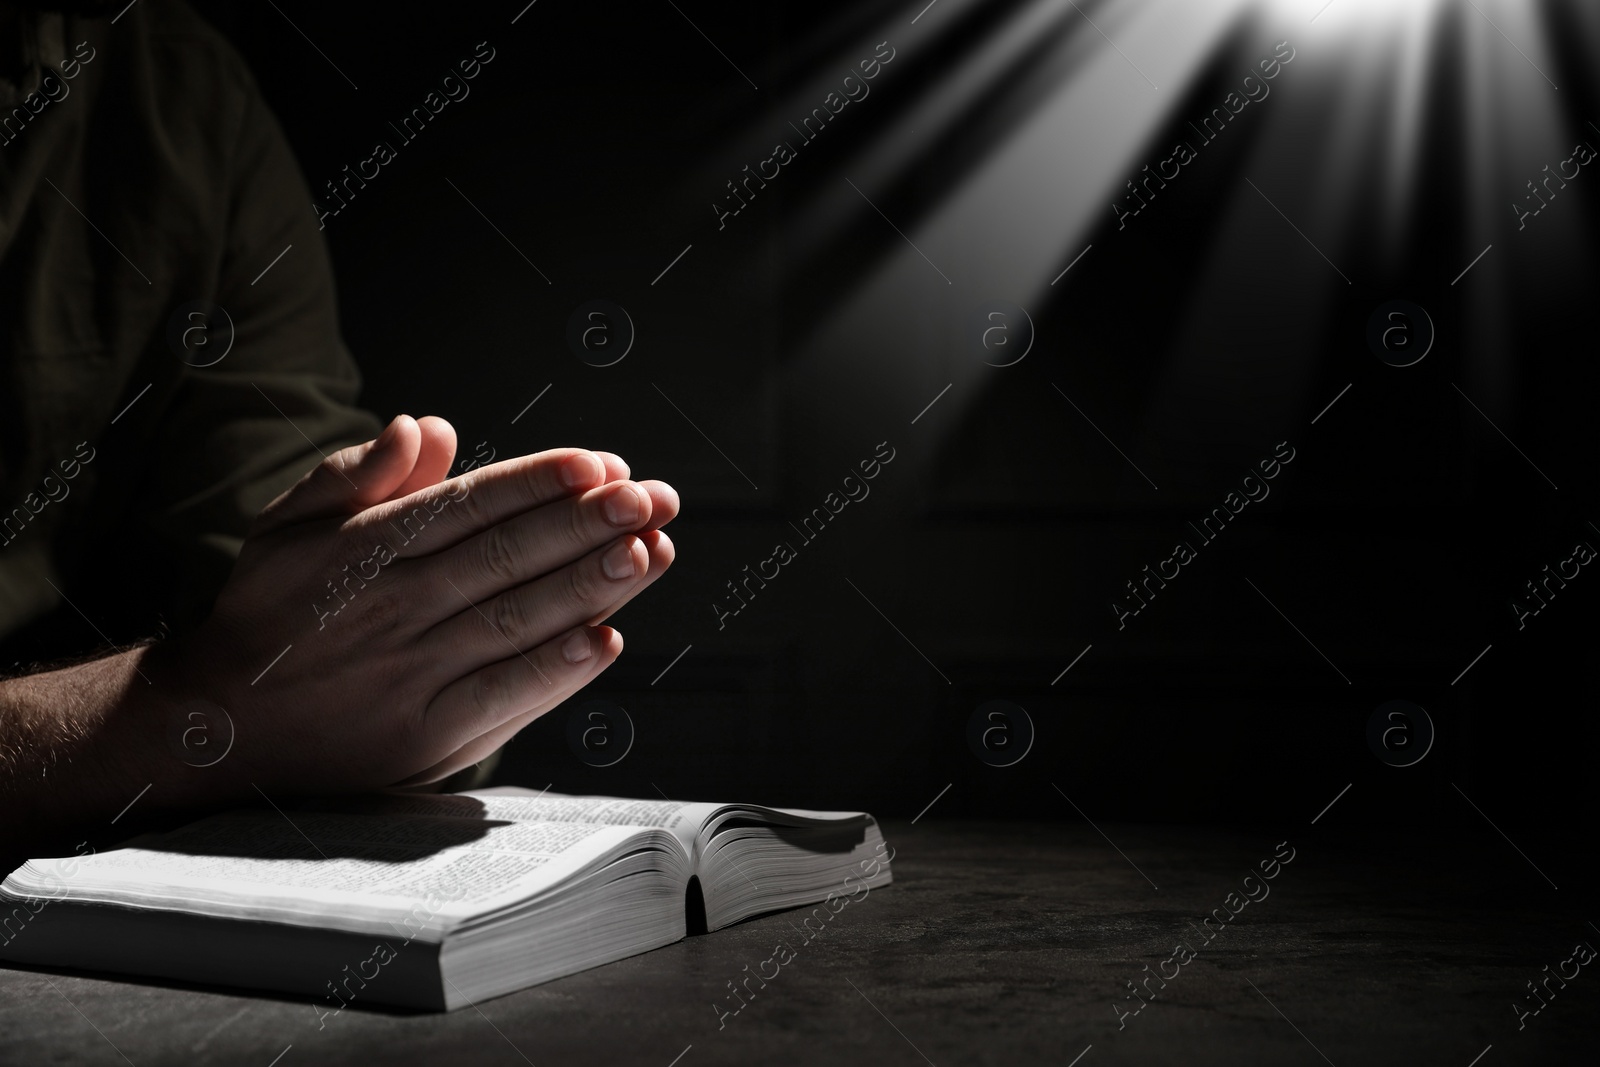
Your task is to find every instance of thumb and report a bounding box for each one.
[254,415,422,532]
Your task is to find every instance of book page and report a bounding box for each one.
[462,790,722,846]
[1,810,654,938]
[319,789,723,852]
[304,789,867,858]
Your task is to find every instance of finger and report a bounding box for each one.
[589,529,674,625]
[422,534,648,673]
[594,451,630,481]
[403,626,622,785]
[416,479,657,605]
[254,414,421,532]
[353,447,609,557]
[639,480,680,531]
[418,533,669,783]
[387,416,458,499]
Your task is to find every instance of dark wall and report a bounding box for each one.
[191,1,1599,851]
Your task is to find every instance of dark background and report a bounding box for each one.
[188,0,1597,875]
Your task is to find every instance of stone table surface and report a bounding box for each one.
[0,820,1590,1066]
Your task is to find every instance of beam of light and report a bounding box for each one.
[1130,0,1574,454]
[1295,0,1443,31]
[685,0,1579,508]
[779,0,1262,490]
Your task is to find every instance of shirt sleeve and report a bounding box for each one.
[110,57,381,633]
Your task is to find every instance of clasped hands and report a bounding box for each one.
[141,414,678,801]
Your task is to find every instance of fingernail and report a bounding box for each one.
[603,484,642,526]
[562,629,593,663]
[561,452,603,489]
[602,538,637,580]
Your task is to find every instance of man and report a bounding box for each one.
[0,0,677,861]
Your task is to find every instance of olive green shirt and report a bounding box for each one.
[0,1,379,665]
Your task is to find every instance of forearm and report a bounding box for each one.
[0,646,174,859]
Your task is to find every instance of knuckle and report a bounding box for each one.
[517,460,551,509]
[351,586,403,641]
[323,449,355,480]
[443,479,485,535]
[472,665,510,724]
[526,648,561,704]
[563,496,592,551]
[477,524,521,587]
[565,556,604,606]
[490,588,527,641]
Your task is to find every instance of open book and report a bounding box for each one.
[0,788,892,1011]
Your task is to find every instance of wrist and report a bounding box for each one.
[97,639,253,816]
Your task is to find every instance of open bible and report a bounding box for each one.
[0,788,892,1011]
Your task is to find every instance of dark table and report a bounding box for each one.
[0,820,1590,1066]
